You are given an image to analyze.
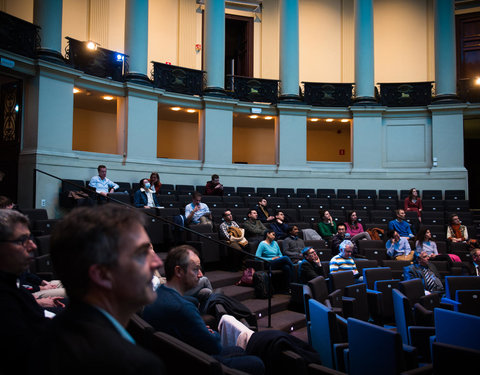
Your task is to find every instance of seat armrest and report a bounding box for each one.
[333,342,349,373]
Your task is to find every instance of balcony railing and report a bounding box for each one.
[302,82,354,107]
[378,82,433,107]
[65,37,126,82]
[458,78,480,103]
[152,62,204,96]
[226,75,279,104]
[0,11,39,58]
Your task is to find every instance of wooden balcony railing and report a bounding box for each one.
[152,62,204,96]
[302,82,354,107]
[65,37,126,82]
[226,75,279,104]
[0,11,39,58]
[378,82,433,107]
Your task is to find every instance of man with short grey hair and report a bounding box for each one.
[0,209,47,375]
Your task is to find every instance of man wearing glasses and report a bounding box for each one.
[0,209,47,375]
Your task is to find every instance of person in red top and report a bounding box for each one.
[205,174,224,196]
[149,172,162,193]
[404,187,422,222]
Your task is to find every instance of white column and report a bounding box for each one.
[125,0,149,82]
[279,0,300,100]
[354,0,376,103]
[434,0,457,101]
[33,0,63,61]
[204,0,225,93]
[277,106,307,167]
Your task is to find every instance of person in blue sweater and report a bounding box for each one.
[255,230,295,288]
[388,209,414,239]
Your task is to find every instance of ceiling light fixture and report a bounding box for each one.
[186,109,196,113]
[341,119,349,123]
[249,115,258,119]
[103,95,114,101]
[171,107,181,111]
[264,116,273,120]
[73,88,81,94]
[310,118,319,122]
[326,118,334,122]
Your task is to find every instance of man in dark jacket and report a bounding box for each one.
[298,247,326,283]
[404,251,444,293]
[33,205,166,374]
[0,209,48,375]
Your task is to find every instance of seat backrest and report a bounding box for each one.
[432,341,480,375]
[347,317,405,375]
[398,279,425,305]
[434,308,480,351]
[330,270,356,292]
[363,267,393,290]
[61,179,85,193]
[392,289,414,346]
[308,276,328,303]
[309,299,337,369]
[126,314,155,348]
[456,290,480,316]
[22,208,49,221]
[444,276,480,300]
[150,331,224,375]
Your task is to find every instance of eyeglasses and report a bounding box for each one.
[1,234,34,247]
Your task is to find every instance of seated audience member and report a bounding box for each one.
[345,211,371,241]
[133,178,161,208]
[255,230,295,288]
[88,164,119,197]
[269,210,288,240]
[388,209,414,239]
[298,247,326,283]
[331,223,359,256]
[256,198,274,223]
[0,210,48,375]
[404,188,422,222]
[329,240,361,280]
[386,230,413,261]
[317,210,337,241]
[463,248,480,276]
[143,245,264,375]
[149,172,162,194]
[34,205,166,374]
[446,214,477,249]
[185,191,213,229]
[243,209,267,242]
[219,210,246,250]
[403,251,444,293]
[0,196,14,209]
[282,225,305,263]
[415,227,452,264]
[205,174,224,196]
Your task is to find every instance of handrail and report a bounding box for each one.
[33,168,274,327]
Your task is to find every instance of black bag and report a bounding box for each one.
[253,271,273,299]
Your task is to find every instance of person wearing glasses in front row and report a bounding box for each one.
[0,209,49,375]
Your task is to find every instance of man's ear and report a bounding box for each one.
[174,264,184,279]
[88,264,113,290]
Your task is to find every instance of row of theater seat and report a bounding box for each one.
[60,179,467,200]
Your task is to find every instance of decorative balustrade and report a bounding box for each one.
[226,75,279,104]
[302,82,354,107]
[378,82,433,107]
[458,78,480,103]
[0,11,39,58]
[65,37,126,82]
[152,62,204,96]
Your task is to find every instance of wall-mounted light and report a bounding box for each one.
[73,88,81,94]
[264,116,273,120]
[476,77,480,85]
[171,107,181,111]
[326,118,334,122]
[249,115,258,119]
[310,118,319,122]
[186,109,196,113]
[86,41,98,50]
[341,119,350,123]
[103,95,114,101]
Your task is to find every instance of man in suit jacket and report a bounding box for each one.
[33,205,166,374]
[404,251,444,293]
[463,248,480,276]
